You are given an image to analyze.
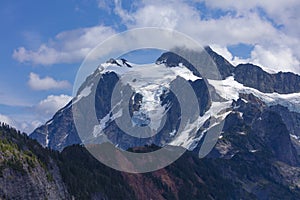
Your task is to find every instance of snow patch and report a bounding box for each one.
[169,129,176,137]
[73,83,94,105]
[169,101,232,150]
[45,119,53,126]
[45,131,49,147]
[93,102,123,137]
[290,134,300,141]
[170,63,202,81]
[208,76,300,113]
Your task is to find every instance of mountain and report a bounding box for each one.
[3,49,300,199]
[25,47,300,198]
[31,55,213,151]
[30,47,300,152]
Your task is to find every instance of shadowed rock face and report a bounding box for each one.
[270,105,300,138]
[156,51,203,77]
[29,103,80,151]
[234,64,300,94]
[253,110,298,166]
[231,94,299,166]
[204,46,235,79]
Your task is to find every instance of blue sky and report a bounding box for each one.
[0,0,299,133]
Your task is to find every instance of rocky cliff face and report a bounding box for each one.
[0,124,70,200]
[196,93,300,198]
[204,46,235,79]
[269,105,300,138]
[234,64,300,94]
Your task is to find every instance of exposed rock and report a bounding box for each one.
[234,64,300,94]
[0,124,70,200]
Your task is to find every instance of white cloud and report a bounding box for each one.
[0,94,72,134]
[13,25,116,65]
[0,114,40,134]
[211,44,253,66]
[17,120,42,134]
[201,0,300,27]
[114,1,278,45]
[249,45,300,74]
[0,114,15,127]
[200,0,300,73]
[210,45,234,62]
[210,45,300,74]
[28,72,71,90]
[12,0,300,74]
[97,0,114,13]
[113,0,300,74]
[35,94,72,116]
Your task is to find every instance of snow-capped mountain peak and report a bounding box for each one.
[30,48,300,155]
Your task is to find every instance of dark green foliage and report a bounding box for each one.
[165,152,235,199]
[4,158,25,174]
[46,173,54,182]
[1,122,300,199]
[55,145,136,200]
[55,144,238,199]
[0,123,52,175]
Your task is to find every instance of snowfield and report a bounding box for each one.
[208,76,300,113]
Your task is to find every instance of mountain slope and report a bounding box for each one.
[0,123,70,200]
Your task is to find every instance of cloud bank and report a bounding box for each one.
[113,0,300,74]
[1,94,72,134]
[12,1,300,72]
[28,72,71,91]
[13,25,116,65]
[35,94,72,116]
